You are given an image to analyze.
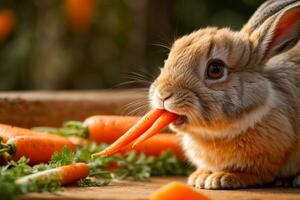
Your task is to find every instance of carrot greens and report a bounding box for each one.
[32,121,89,138]
[49,147,75,167]
[0,157,61,200]
[77,178,109,187]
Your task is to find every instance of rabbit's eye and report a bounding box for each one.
[206,59,226,80]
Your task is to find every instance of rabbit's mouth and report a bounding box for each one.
[172,115,188,126]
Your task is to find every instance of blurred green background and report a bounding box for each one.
[0,0,264,90]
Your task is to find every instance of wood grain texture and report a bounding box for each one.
[21,177,300,200]
[0,90,146,128]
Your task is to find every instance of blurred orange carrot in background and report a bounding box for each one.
[0,9,16,41]
[64,0,95,32]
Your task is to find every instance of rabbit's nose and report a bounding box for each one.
[158,91,173,102]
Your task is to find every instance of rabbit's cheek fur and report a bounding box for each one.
[151,71,274,139]
[174,83,274,139]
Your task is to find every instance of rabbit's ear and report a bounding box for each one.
[242,0,299,34]
[243,1,300,61]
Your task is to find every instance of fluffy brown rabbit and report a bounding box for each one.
[149,0,300,189]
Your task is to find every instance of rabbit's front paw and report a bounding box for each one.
[188,171,245,189]
[203,172,245,189]
[189,171,263,189]
[188,169,211,188]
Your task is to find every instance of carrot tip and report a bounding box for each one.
[132,139,141,148]
[91,152,105,157]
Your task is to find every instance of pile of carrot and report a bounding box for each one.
[0,108,184,188]
[0,108,182,164]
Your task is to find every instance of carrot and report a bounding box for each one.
[16,163,89,186]
[64,0,95,32]
[0,124,60,143]
[121,134,184,159]
[151,182,210,200]
[0,9,15,41]
[132,112,178,147]
[84,115,140,143]
[67,136,89,146]
[93,109,166,156]
[1,135,76,165]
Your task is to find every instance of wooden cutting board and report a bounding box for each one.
[21,177,300,200]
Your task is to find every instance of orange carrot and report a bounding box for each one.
[1,135,76,165]
[16,163,89,186]
[151,182,210,200]
[84,115,140,143]
[122,134,185,159]
[64,0,95,32]
[132,112,178,147]
[0,124,60,143]
[67,136,89,146]
[0,9,15,41]
[93,109,166,156]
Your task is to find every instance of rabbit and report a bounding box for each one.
[149,0,300,189]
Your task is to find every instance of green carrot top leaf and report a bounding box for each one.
[49,147,75,167]
[77,178,109,187]
[32,121,89,138]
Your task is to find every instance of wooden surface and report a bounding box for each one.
[21,177,300,200]
[0,90,146,128]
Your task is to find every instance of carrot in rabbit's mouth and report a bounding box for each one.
[92,108,178,157]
